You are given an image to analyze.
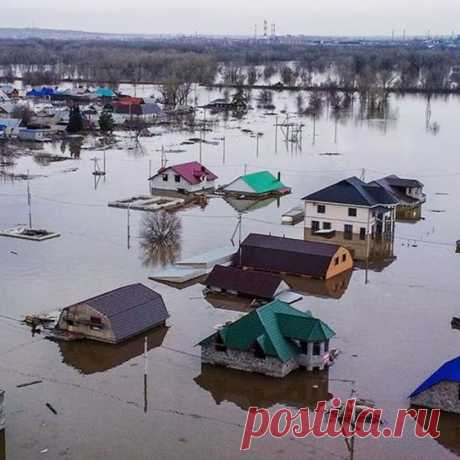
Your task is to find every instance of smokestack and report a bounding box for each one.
[277,171,281,181]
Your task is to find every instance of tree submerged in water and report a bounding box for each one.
[140,211,182,267]
[99,110,114,133]
[67,106,84,133]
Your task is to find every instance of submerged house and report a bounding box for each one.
[302,177,398,260]
[236,233,353,280]
[0,118,21,138]
[370,175,426,221]
[410,356,460,414]
[149,161,217,193]
[221,171,291,198]
[56,284,169,344]
[199,299,336,377]
[205,265,289,300]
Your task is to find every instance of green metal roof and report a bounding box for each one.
[199,299,335,362]
[241,171,288,194]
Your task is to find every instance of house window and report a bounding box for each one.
[334,257,339,265]
[323,222,332,230]
[348,208,357,217]
[311,220,320,233]
[313,343,321,356]
[317,204,326,214]
[162,174,168,182]
[66,319,74,326]
[300,341,308,354]
[360,227,366,240]
[342,254,347,262]
[174,174,181,183]
[90,316,102,330]
[344,224,353,240]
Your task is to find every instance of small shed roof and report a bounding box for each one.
[228,171,289,194]
[67,283,169,342]
[410,356,460,398]
[206,265,284,299]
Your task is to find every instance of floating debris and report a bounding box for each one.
[319,152,342,156]
[281,205,305,225]
[17,380,43,389]
[452,317,460,330]
[108,195,185,212]
[429,209,446,213]
[45,403,57,415]
[0,226,60,241]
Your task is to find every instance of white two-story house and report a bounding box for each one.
[302,177,399,260]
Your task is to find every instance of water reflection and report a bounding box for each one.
[59,326,169,375]
[59,136,83,159]
[284,270,353,300]
[204,292,256,313]
[195,364,332,410]
[304,232,396,271]
[140,212,182,267]
[414,409,460,457]
[0,430,4,460]
[223,196,277,214]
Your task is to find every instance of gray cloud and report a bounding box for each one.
[1,0,458,36]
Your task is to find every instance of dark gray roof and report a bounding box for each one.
[371,175,423,205]
[206,265,283,299]
[83,283,169,342]
[383,175,423,188]
[238,233,341,279]
[302,176,398,207]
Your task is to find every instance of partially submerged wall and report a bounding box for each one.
[411,382,460,415]
[201,343,298,378]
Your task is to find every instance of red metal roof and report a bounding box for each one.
[170,161,218,185]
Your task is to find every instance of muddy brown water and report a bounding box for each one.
[1,87,460,459]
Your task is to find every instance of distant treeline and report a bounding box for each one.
[1,38,460,92]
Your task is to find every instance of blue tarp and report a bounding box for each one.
[410,356,460,397]
[26,87,57,97]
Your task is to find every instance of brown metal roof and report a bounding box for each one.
[238,233,340,279]
[206,265,283,299]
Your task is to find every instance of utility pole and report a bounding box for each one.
[144,336,148,413]
[222,136,226,164]
[275,116,278,153]
[127,205,131,250]
[26,170,32,229]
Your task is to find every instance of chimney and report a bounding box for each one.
[277,171,281,181]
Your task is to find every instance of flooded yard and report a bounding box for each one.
[1,87,460,459]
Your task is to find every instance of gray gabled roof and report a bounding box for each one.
[302,176,398,207]
[77,283,169,342]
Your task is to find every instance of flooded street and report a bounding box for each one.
[1,87,460,460]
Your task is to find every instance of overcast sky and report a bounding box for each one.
[2,0,459,37]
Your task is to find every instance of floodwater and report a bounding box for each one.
[1,86,460,460]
